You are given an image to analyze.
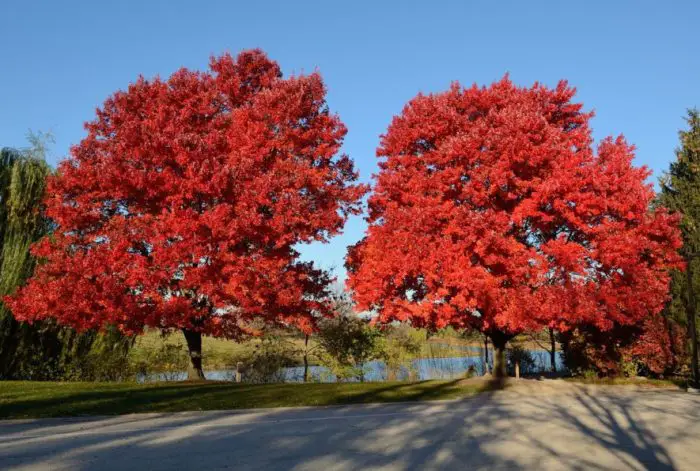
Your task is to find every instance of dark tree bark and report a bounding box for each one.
[489,331,513,379]
[664,313,677,373]
[182,329,205,380]
[549,327,557,373]
[686,258,699,387]
[483,335,490,375]
[303,334,310,383]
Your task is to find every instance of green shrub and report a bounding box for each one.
[378,324,422,381]
[619,357,640,378]
[582,369,598,380]
[240,335,297,383]
[316,315,383,382]
[507,344,535,376]
[464,365,477,379]
[130,339,189,381]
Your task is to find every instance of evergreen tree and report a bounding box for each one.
[659,109,700,385]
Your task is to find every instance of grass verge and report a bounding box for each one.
[563,376,686,389]
[0,379,493,420]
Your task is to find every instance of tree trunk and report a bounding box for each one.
[490,332,510,379]
[664,313,677,373]
[687,258,699,387]
[515,360,520,379]
[549,327,557,373]
[483,335,490,375]
[182,329,205,380]
[303,334,310,383]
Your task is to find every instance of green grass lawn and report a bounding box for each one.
[0,379,492,420]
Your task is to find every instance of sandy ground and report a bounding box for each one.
[1,380,699,470]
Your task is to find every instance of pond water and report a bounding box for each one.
[140,347,566,383]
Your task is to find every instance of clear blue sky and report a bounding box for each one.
[1,1,698,281]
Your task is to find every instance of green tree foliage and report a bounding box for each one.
[316,316,382,382]
[315,293,383,382]
[0,143,55,378]
[658,109,700,375]
[660,110,700,256]
[0,136,132,380]
[507,344,535,378]
[377,324,422,380]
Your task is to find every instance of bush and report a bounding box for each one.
[378,324,422,381]
[559,326,628,377]
[240,334,298,384]
[65,329,134,381]
[559,314,686,378]
[316,315,382,382]
[130,341,190,381]
[507,344,535,376]
[623,315,687,376]
[464,365,478,379]
[619,357,639,378]
[582,369,598,380]
[1,321,134,381]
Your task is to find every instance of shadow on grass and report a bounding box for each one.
[0,379,489,419]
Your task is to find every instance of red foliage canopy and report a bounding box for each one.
[346,77,682,340]
[7,50,366,338]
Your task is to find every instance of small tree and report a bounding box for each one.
[347,77,683,378]
[379,324,423,380]
[316,293,382,382]
[5,51,366,379]
[507,344,535,379]
[242,332,298,383]
[527,328,558,373]
[300,331,320,383]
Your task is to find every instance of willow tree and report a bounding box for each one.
[0,138,131,379]
[0,144,53,377]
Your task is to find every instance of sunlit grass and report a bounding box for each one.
[563,376,686,388]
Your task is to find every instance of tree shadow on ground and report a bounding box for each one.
[0,380,479,419]
[1,380,699,470]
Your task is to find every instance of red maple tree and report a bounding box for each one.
[346,77,683,377]
[6,50,367,379]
